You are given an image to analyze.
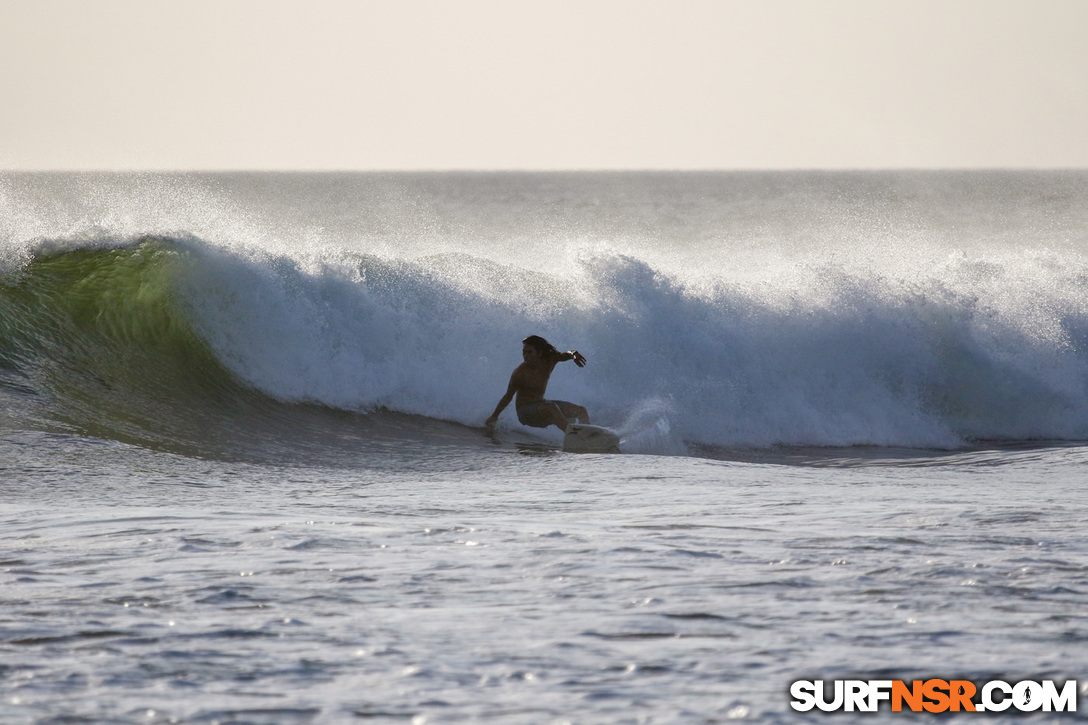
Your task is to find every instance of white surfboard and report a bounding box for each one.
[563,424,621,454]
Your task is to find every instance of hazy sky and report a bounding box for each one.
[2,0,1086,170]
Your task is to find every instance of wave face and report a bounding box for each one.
[3,172,1088,453]
[0,239,261,454]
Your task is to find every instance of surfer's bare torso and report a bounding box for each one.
[486,337,589,431]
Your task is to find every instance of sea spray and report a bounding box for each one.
[4,172,1088,452]
[616,397,686,456]
[174,238,1088,448]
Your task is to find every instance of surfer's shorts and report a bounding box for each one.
[516,400,575,428]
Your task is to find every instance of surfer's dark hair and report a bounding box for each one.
[523,335,558,357]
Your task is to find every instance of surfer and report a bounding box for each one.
[485,335,589,433]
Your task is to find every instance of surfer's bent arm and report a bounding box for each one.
[558,350,587,367]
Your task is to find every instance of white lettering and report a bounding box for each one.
[982,680,1012,712]
[1014,681,1043,711]
[815,680,844,712]
[1042,680,1077,712]
[791,677,1077,713]
[845,680,870,711]
[867,680,893,711]
[789,681,816,712]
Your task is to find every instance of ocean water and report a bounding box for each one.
[2,171,1088,723]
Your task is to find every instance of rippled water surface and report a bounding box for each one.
[4,432,1088,723]
[4,171,1088,722]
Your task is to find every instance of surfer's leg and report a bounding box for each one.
[517,401,554,428]
[554,401,589,425]
[547,402,571,430]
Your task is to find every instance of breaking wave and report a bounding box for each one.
[4,232,1088,454]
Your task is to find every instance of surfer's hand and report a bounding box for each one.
[571,351,586,367]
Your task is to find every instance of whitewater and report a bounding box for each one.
[2,171,1087,723]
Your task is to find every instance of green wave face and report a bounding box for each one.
[0,237,488,465]
[0,238,252,453]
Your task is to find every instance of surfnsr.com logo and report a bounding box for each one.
[790,679,1078,713]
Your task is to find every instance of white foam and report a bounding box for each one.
[7,171,1088,449]
[168,237,1088,449]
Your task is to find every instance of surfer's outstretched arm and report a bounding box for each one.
[485,375,517,431]
[557,350,586,367]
